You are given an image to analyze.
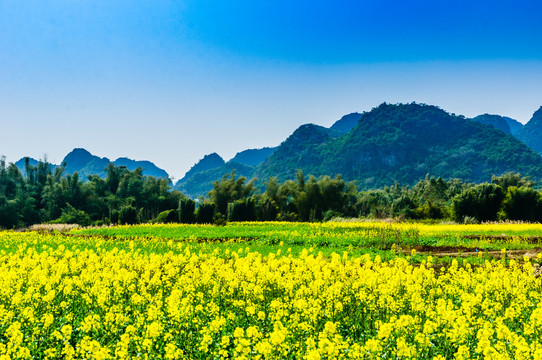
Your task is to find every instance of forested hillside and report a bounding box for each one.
[257,103,542,188]
[517,106,542,154]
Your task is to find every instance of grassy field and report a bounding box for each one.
[72,221,542,263]
[1,222,541,359]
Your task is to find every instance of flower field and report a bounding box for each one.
[1,223,542,359]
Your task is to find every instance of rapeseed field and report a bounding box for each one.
[1,223,541,359]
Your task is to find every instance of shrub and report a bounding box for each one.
[53,204,91,227]
[154,209,178,224]
[453,183,505,223]
[119,206,139,225]
[179,198,196,224]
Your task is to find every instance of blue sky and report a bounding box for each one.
[1,0,542,179]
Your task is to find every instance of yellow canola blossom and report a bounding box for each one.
[0,231,540,359]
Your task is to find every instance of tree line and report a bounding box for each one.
[1,157,541,228]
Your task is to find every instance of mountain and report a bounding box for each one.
[14,157,42,177]
[505,117,524,135]
[257,103,542,188]
[62,148,110,178]
[329,112,363,134]
[516,107,542,155]
[229,147,277,166]
[174,161,255,199]
[472,114,512,134]
[174,148,278,198]
[256,124,334,181]
[471,114,524,136]
[113,157,169,179]
[14,148,170,180]
[176,153,225,184]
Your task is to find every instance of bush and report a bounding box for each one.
[154,209,178,224]
[179,198,196,224]
[119,206,139,225]
[499,186,542,222]
[227,199,256,222]
[110,210,119,225]
[53,204,91,227]
[452,183,505,223]
[196,203,215,224]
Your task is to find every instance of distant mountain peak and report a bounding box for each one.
[472,114,513,134]
[531,106,542,121]
[517,106,542,154]
[229,147,277,166]
[12,148,170,180]
[113,157,169,179]
[257,102,542,187]
[177,153,225,185]
[329,112,363,134]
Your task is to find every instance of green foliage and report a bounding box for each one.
[499,186,542,222]
[178,198,196,224]
[52,203,91,226]
[453,183,505,223]
[227,198,256,222]
[154,209,178,224]
[208,170,256,215]
[195,203,215,224]
[257,103,542,189]
[3,151,542,228]
[491,172,534,191]
[119,205,139,225]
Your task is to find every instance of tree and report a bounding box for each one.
[208,171,256,216]
[499,186,542,222]
[491,172,534,191]
[119,205,139,225]
[453,183,505,223]
[179,198,196,224]
[195,203,215,224]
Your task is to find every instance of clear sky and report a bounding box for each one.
[2,0,542,180]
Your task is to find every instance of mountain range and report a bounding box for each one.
[9,103,542,198]
[14,148,169,180]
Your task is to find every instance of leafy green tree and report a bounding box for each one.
[208,171,256,216]
[256,196,279,221]
[53,203,91,226]
[491,172,534,191]
[154,209,178,224]
[499,186,542,222]
[179,198,196,224]
[195,203,215,224]
[227,198,256,222]
[453,183,505,223]
[119,205,139,225]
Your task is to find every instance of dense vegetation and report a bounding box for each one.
[258,103,542,188]
[517,106,542,154]
[471,113,523,135]
[3,150,542,229]
[0,158,181,229]
[174,103,542,198]
[1,223,542,358]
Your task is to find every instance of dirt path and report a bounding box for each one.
[402,245,542,259]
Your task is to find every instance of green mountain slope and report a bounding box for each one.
[472,114,513,134]
[176,153,225,185]
[15,148,170,180]
[175,162,256,199]
[257,103,542,189]
[329,112,363,134]
[471,114,524,136]
[517,107,542,154]
[230,147,277,166]
[113,157,169,179]
[256,124,337,181]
